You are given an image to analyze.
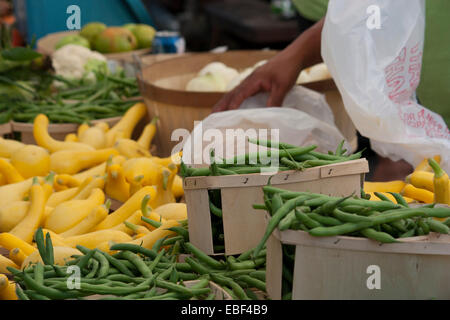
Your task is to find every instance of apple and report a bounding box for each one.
[55,34,90,50]
[80,22,107,45]
[94,27,138,53]
[130,24,156,49]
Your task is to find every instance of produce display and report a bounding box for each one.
[180,139,363,252]
[364,155,449,206]
[185,61,330,92]
[56,22,156,54]
[6,228,266,300]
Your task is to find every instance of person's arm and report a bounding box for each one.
[212,18,324,112]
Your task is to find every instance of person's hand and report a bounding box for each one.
[212,51,303,113]
[212,18,324,113]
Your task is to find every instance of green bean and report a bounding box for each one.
[75,246,96,270]
[228,258,265,271]
[427,219,450,234]
[119,251,152,278]
[184,242,226,270]
[168,268,179,283]
[162,236,185,247]
[155,278,210,297]
[309,221,373,237]
[360,228,399,243]
[294,208,322,229]
[308,212,342,226]
[318,196,352,215]
[444,218,450,227]
[109,243,165,262]
[184,257,213,275]
[332,208,372,223]
[210,274,249,300]
[399,228,416,238]
[76,246,110,278]
[158,265,175,280]
[22,272,80,300]
[417,218,430,234]
[339,205,375,216]
[226,145,317,165]
[389,219,408,233]
[85,259,99,279]
[15,284,30,300]
[98,250,134,277]
[147,248,166,274]
[387,192,409,207]
[152,236,168,253]
[278,210,296,231]
[209,201,223,218]
[249,271,266,282]
[236,275,266,292]
[34,263,44,285]
[24,289,52,300]
[167,226,189,241]
[253,195,309,258]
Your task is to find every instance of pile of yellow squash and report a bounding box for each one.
[0,102,187,277]
[364,155,449,206]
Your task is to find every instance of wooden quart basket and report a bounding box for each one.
[137,50,357,157]
[183,158,369,256]
[266,221,450,300]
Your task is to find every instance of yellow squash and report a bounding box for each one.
[95,186,157,230]
[77,123,90,137]
[94,121,109,133]
[172,175,184,198]
[0,201,53,232]
[78,126,107,149]
[428,158,450,205]
[54,174,81,191]
[401,184,434,204]
[42,229,69,247]
[33,114,94,152]
[63,230,132,249]
[363,180,406,193]
[0,274,17,300]
[72,175,106,200]
[414,155,441,172]
[45,188,105,233]
[10,145,50,179]
[112,209,165,234]
[154,203,188,221]
[50,148,119,174]
[72,162,107,183]
[9,178,47,243]
[0,255,20,275]
[64,133,78,142]
[0,158,24,183]
[405,171,434,192]
[122,157,160,186]
[0,232,36,255]
[104,103,147,147]
[47,187,78,208]
[137,116,158,149]
[114,138,151,158]
[9,247,28,266]
[125,220,179,249]
[0,137,25,158]
[105,164,130,203]
[151,165,176,208]
[0,178,33,208]
[60,202,110,238]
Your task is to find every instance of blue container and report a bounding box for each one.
[13,0,154,45]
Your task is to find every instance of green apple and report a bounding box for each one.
[94,27,137,53]
[122,23,137,33]
[130,24,156,49]
[80,22,107,45]
[55,34,90,50]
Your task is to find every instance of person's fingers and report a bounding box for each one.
[266,82,289,107]
[212,94,232,113]
[228,79,264,110]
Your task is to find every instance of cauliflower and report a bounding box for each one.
[52,44,108,83]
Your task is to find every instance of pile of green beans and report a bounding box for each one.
[252,187,450,300]
[53,74,140,102]
[180,139,362,178]
[8,229,267,300]
[10,99,138,124]
[252,186,450,259]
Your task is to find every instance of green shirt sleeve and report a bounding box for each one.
[416,0,450,127]
[291,0,329,22]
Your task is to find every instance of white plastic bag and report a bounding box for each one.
[182,86,350,166]
[322,0,450,171]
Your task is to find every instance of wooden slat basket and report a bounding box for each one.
[266,218,450,300]
[183,158,369,256]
